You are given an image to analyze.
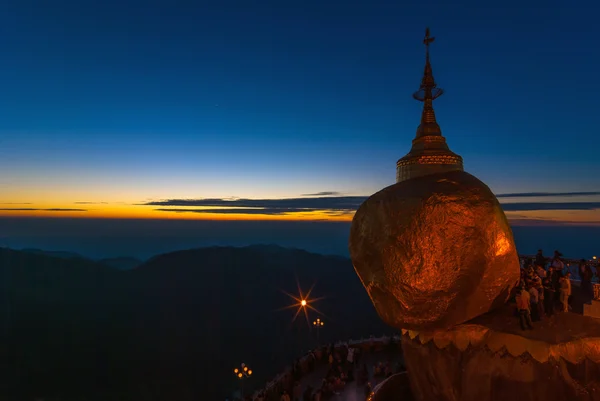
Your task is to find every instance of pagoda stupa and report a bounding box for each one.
[350,29,600,401]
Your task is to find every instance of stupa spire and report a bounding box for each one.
[413,27,443,137]
[395,28,464,183]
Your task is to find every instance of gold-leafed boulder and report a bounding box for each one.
[350,170,519,331]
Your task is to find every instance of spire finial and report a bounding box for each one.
[413,27,443,137]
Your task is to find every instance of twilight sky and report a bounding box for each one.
[0,0,599,224]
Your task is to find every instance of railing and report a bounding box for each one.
[519,254,599,282]
[250,334,401,401]
[368,372,412,401]
[518,254,598,271]
[519,254,600,300]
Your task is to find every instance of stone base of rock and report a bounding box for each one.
[372,304,600,401]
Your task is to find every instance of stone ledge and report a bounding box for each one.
[401,305,600,364]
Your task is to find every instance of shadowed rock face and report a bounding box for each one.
[370,304,600,401]
[349,170,520,332]
[400,328,600,401]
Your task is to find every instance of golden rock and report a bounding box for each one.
[349,170,520,331]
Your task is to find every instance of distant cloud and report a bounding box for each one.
[142,192,600,217]
[74,202,108,204]
[496,191,600,198]
[509,218,600,227]
[144,196,363,216]
[143,196,366,210]
[0,202,32,205]
[154,208,335,215]
[501,202,600,211]
[300,191,343,197]
[0,208,87,212]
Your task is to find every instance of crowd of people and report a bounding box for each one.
[249,339,402,401]
[515,249,597,330]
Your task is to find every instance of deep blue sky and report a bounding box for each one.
[0,0,599,222]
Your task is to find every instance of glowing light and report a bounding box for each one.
[277,277,326,327]
[234,363,252,380]
[594,256,597,260]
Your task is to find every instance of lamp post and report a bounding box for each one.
[234,363,252,399]
[313,317,324,347]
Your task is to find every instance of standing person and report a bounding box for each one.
[528,285,540,321]
[550,251,565,301]
[551,250,565,274]
[581,261,594,304]
[559,272,572,312]
[536,280,545,318]
[515,286,533,330]
[543,278,555,316]
[347,347,355,366]
[535,250,547,269]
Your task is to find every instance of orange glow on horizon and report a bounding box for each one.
[0,200,599,225]
[0,202,355,221]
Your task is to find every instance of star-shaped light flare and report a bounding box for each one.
[277,277,326,327]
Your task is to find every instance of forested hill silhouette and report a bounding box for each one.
[18,248,143,270]
[97,256,142,270]
[0,245,390,401]
[20,248,87,260]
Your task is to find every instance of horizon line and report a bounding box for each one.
[0,214,599,227]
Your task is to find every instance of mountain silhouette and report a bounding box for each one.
[0,245,390,401]
[19,248,142,270]
[20,248,86,260]
[97,256,143,270]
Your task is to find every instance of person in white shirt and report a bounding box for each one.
[529,286,540,321]
[559,272,572,312]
